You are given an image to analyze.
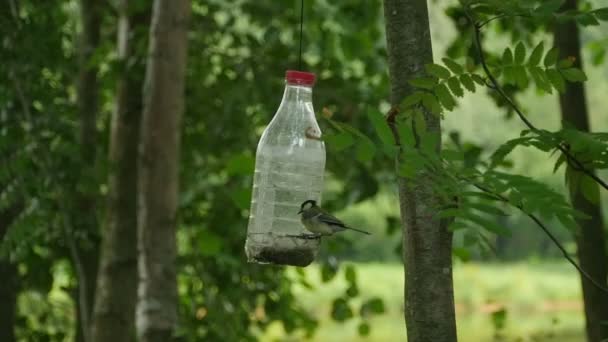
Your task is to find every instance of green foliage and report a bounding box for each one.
[491,307,508,332]
[3,0,608,340]
[486,41,588,94]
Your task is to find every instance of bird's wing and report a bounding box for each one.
[314,211,346,227]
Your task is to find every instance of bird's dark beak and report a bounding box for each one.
[297,209,303,214]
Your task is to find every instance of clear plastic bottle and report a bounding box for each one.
[245,71,326,267]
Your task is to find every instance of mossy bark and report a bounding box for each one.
[382,1,457,341]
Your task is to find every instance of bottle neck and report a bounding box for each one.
[281,83,313,103]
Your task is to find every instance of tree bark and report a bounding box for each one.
[91,2,149,341]
[0,261,17,342]
[136,0,190,341]
[0,206,22,342]
[74,1,102,341]
[554,1,608,341]
[383,1,457,341]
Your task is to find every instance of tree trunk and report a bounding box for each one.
[0,261,18,342]
[74,1,102,341]
[554,1,608,341]
[136,0,190,340]
[382,1,457,341]
[0,206,22,342]
[91,2,149,341]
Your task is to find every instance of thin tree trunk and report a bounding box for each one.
[0,261,17,342]
[136,0,190,340]
[74,1,102,341]
[554,1,608,341]
[0,206,22,342]
[382,1,457,341]
[91,2,149,341]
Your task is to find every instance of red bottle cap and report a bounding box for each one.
[285,70,316,86]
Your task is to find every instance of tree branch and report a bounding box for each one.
[477,13,531,28]
[465,10,608,192]
[470,181,608,294]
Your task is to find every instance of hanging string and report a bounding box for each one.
[298,0,304,70]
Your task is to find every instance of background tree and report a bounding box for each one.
[0,206,21,342]
[383,0,457,341]
[74,0,102,340]
[91,1,149,341]
[136,0,190,340]
[554,0,608,340]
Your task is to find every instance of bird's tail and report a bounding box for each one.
[344,226,371,235]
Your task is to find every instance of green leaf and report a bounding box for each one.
[544,47,559,67]
[529,66,553,93]
[546,68,565,92]
[447,77,464,97]
[576,13,600,26]
[459,74,476,92]
[358,322,371,337]
[321,261,339,282]
[556,212,578,231]
[409,77,437,89]
[331,298,353,321]
[413,110,427,135]
[434,83,456,111]
[535,0,564,16]
[421,93,442,114]
[345,265,356,283]
[226,153,254,175]
[425,63,451,79]
[464,212,511,236]
[368,110,394,146]
[453,247,471,262]
[580,175,600,204]
[471,74,486,85]
[502,48,513,65]
[420,131,439,156]
[346,284,359,297]
[502,66,516,85]
[442,149,463,162]
[199,231,223,256]
[397,120,416,147]
[467,202,507,216]
[513,66,528,89]
[356,139,376,163]
[593,7,608,20]
[528,42,544,66]
[492,308,508,331]
[230,188,251,210]
[361,297,385,316]
[558,58,573,68]
[442,58,464,75]
[439,208,463,219]
[561,68,587,82]
[324,132,355,152]
[401,92,424,108]
[514,42,526,65]
[490,138,529,168]
[553,153,566,173]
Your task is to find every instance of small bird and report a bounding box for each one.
[298,200,371,236]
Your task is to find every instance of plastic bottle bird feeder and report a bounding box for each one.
[245,70,326,267]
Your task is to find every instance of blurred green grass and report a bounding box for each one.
[263,262,584,342]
